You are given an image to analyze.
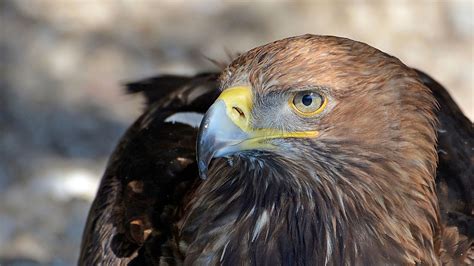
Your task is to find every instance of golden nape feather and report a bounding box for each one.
[79,35,473,265]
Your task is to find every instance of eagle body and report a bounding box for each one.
[79,35,473,265]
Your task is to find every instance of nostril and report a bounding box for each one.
[232,106,245,119]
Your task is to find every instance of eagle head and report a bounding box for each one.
[195,34,441,264]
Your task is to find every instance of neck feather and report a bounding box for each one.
[179,150,439,264]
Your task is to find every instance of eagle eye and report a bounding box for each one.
[290,91,326,116]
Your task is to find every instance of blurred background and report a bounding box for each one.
[1,0,472,265]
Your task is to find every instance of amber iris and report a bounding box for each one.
[291,91,326,116]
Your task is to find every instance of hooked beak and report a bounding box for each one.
[197,99,249,179]
[197,86,319,179]
[197,86,255,179]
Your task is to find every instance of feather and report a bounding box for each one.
[79,35,473,265]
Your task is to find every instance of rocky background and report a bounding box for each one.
[1,0,472,265]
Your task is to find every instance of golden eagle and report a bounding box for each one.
[79,35,473,265]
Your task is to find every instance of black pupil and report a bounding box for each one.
[302,94,313,106]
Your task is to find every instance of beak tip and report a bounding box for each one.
[198,160,208,180]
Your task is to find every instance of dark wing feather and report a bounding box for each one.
[415,69,474,239]
[78,72,220,265]
[126,72,219,109]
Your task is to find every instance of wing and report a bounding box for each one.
[415,69,474,239]
[78,73,220,265]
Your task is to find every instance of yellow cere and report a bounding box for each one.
[218,86,320,144]
[217,86,253,132]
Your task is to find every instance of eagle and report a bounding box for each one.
[79,35,473,265]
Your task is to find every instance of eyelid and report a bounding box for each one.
[286,86,329,93]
